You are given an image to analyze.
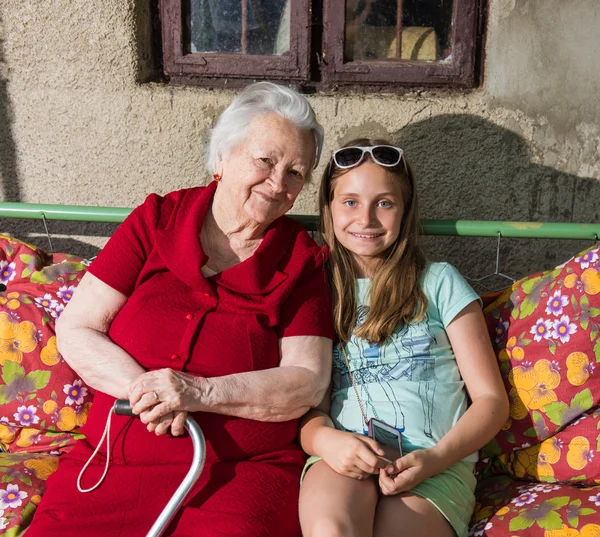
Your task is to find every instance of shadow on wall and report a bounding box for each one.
[393,114,600,288]
[0,11,21,202]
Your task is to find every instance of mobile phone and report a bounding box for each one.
[367,418,404,458]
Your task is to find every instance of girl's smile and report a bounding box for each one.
[331,161,405,277]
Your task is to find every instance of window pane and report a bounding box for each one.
[344,0,453,62]
[186,0,290,55]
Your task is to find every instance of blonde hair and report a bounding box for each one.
[319,138,428,344]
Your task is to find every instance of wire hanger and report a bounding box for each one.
[465,232,516,293]
[41,213,54,254]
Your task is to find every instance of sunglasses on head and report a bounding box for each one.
[331,145,405,170]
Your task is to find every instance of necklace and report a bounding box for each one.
[340,344,377,428]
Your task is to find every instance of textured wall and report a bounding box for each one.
[0,0,598,284]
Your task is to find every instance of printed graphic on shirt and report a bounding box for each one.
[336,305,439,437]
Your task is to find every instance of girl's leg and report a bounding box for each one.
[374,493,456,537]
[299,460,378,537]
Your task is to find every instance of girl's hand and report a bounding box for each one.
[316,428,394,480]
[378,448,444,495]
[127,369,205,435]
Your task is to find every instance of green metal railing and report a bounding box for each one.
[0,202,597,239]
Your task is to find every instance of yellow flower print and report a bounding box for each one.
[75,402,92,427]
[31,494,42,505]
[509,387,530,420]
[0,423,16,448]
[0,311,18,339]
[536,437,561,479]
[0,292,21,310]
[42,400,57,414]
[545,523,600,537]
[567,352,593,387]
[23,456,58,480]
[502,336,525,361]
[495,506,510,516]
[0,317,38,364]
[566,436,594,471]
[56,407,76,431]
[16,427,41,448]
[509,360,560,412]
[40,336,61,366]
[512,447,539,478]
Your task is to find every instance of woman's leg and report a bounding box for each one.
[299,461,378,537]
[374,493,456,537]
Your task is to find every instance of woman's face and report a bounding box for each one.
[330,161,405,277]
[218,114,315,226]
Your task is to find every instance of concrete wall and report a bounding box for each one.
[0,0,598,287]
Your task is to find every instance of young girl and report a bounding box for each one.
[299,139,509,537]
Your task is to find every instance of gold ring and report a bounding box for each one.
[152,390,160,402]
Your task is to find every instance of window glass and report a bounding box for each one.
[344,0,453,62]
[186,0,290,55]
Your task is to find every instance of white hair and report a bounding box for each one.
[206,82,324,178]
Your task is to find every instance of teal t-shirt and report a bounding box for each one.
[330,262,480,463]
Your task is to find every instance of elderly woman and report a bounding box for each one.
[26,82,333,537]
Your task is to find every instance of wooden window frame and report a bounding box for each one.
[321,0,480,87]
[160,0,311,83]
[159,0,483,89]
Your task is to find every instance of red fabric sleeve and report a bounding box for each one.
[278,247,335,340]
[87,194,162,296]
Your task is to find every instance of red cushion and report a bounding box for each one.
[471,475,600,536]
[0,235,92,454]
[482,245,600,466]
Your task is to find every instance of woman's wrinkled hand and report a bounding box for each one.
[127,369,207,436]
[316,428,393,480]
[378,448,443,496]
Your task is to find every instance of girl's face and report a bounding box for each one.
[330,161,405,277]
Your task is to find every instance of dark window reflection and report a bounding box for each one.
[186,0,289,55]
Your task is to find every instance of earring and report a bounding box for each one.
[213,174,221,182]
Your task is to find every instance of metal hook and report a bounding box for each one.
[41,213,54,254]
[466,232,516,292]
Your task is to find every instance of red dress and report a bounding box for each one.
[27,182,334,537]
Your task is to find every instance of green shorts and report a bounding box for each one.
[301,456,476,537]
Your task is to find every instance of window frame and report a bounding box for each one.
[160,0,312,82]
[159,0,483,89]
[321,0,480,87]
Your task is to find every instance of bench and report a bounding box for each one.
[0,202,598,537]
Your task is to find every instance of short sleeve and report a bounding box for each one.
[278,248,335,340]
[87,194,162,296]
[434,263,481,328]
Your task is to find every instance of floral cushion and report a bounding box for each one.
[493,406,600,485]
[482,245,600,467]
[470,475,600,536]
[0,452,58,537]
[0,235,92,454]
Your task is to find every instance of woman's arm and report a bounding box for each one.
[129,335,333,422]
[56,272,146,399]
[379,301,509,494]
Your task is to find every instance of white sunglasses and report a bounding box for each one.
[331,145,405,169]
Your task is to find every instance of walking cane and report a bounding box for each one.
[113,400,207,537]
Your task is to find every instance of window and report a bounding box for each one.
[160,0,483,88]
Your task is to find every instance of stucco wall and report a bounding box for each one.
[0,0,598,284]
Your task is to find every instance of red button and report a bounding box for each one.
[171,354,180,360]
[186,313,194,320]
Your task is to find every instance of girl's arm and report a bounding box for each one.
[299,387,391,479]
[430,300,509,462]
[380,301,509,495]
